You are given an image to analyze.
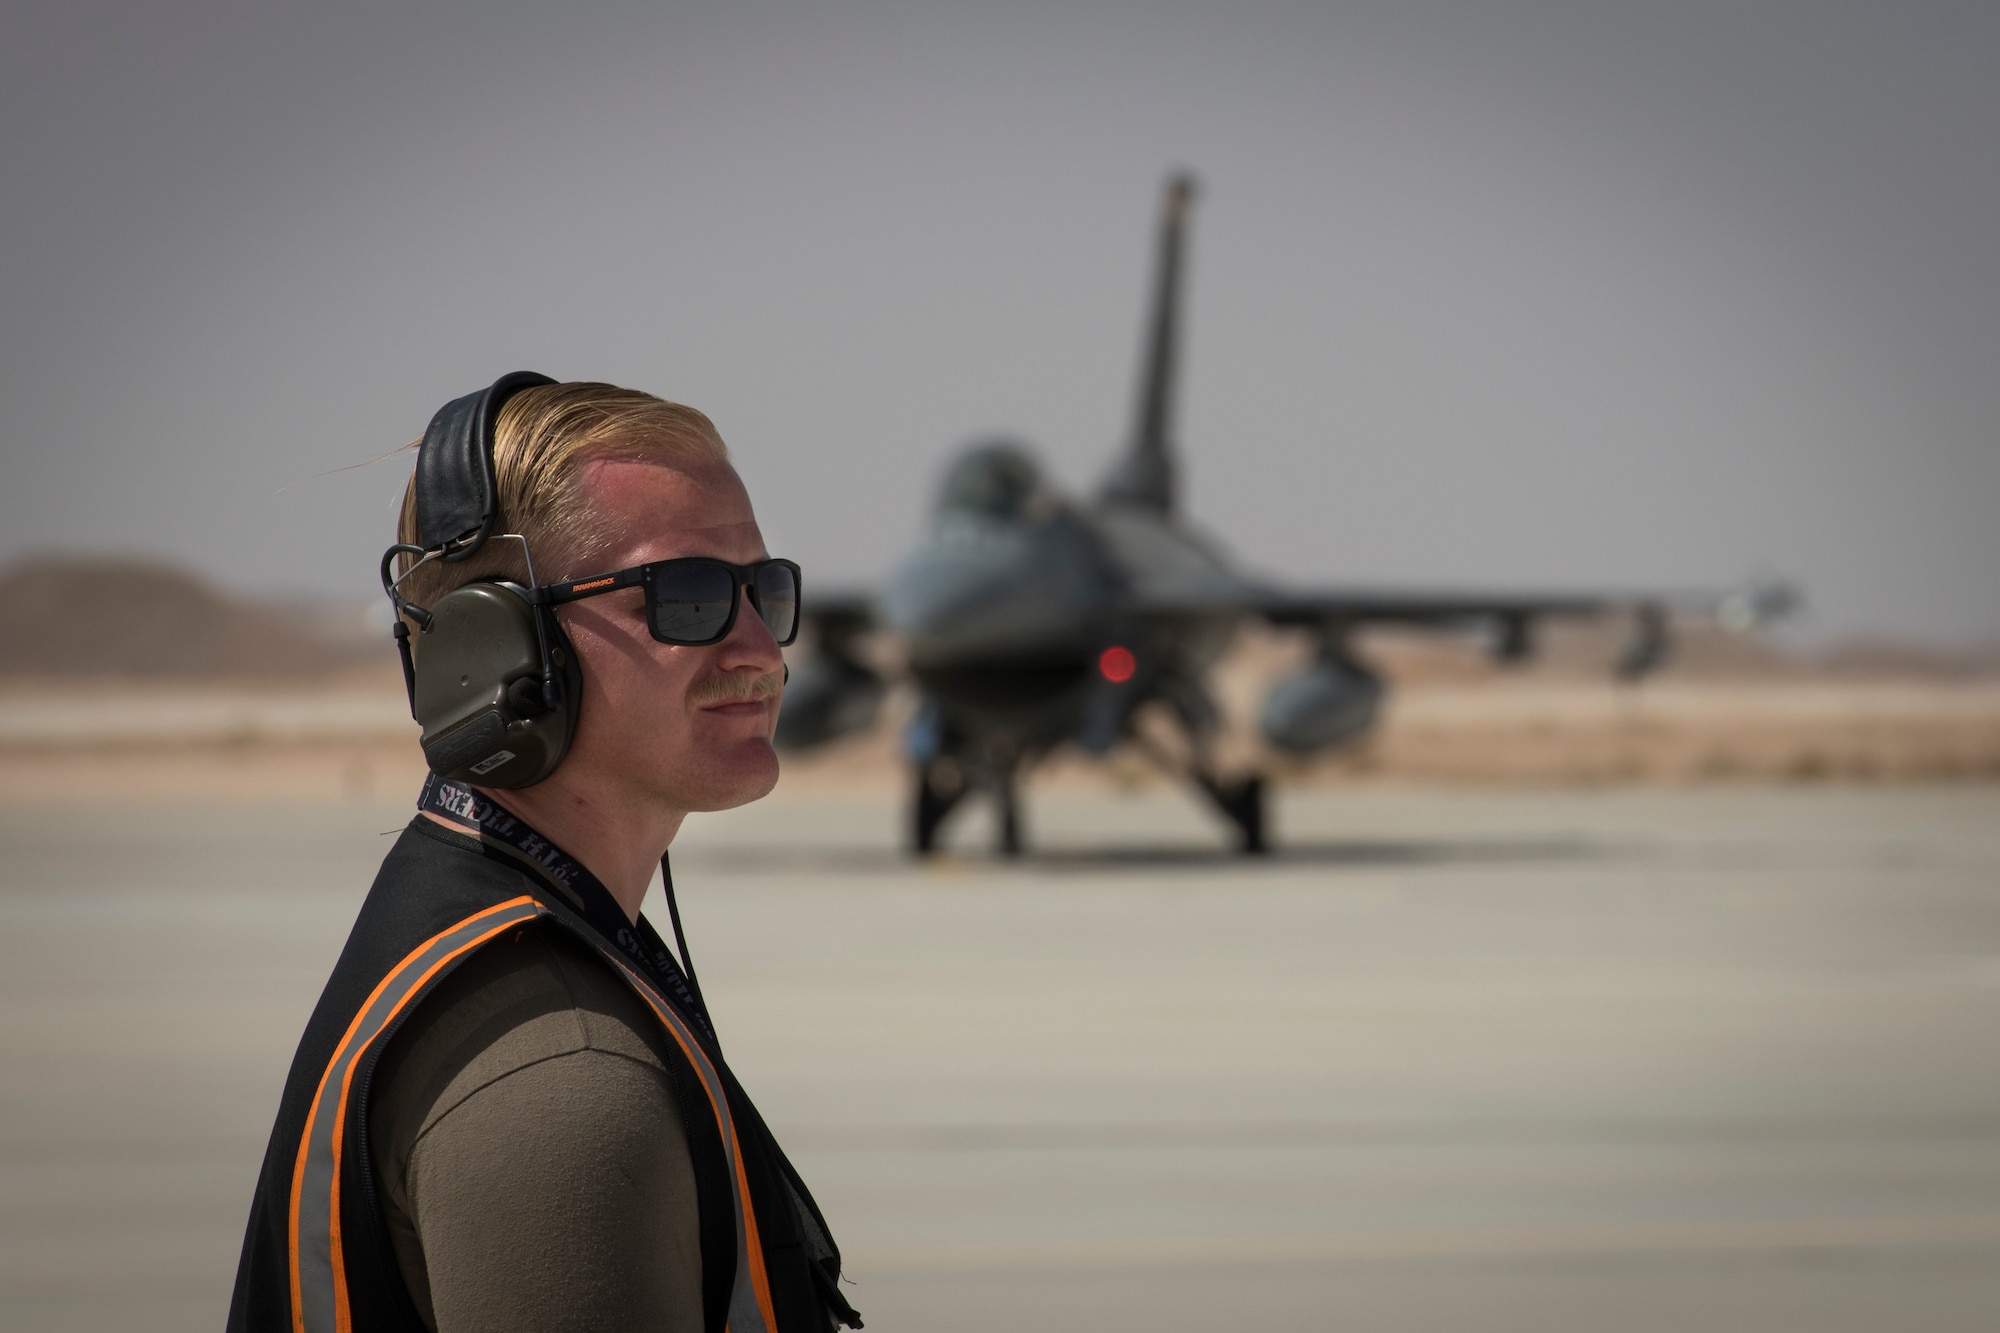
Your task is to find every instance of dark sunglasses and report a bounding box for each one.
[540,557,801,647]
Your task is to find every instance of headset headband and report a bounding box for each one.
[412,370,556,560]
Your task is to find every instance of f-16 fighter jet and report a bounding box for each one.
[780,175,1793,855]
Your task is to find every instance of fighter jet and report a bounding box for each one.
[778,175,1793,856]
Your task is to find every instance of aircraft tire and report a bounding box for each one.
[1233,775,1268,856]
[998,784,1022,858]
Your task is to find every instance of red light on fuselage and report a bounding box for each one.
[1098,645,1137,683]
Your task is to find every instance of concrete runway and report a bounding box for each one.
[3,781,1998,1330]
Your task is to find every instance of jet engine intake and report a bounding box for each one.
[1260,654,1384,754]
[774,653,887,750]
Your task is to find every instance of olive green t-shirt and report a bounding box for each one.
[368,922,704,1333]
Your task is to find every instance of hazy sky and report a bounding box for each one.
[3,0,1995,643]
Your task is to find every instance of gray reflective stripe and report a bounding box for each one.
[289,896,543,1333]
[592,950,775,1333]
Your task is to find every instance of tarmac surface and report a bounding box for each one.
[3,780,1998,1331]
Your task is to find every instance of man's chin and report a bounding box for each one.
[665,741,781,813]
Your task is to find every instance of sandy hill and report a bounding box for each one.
[0,556,390,680]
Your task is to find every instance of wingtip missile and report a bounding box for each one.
[1716,580,1801,634]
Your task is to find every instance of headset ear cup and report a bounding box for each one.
[411,583,578,789]
[540,606,586,765]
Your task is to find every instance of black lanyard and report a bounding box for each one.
[418,774,717,1047]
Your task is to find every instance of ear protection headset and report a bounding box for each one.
[381,371,585,789]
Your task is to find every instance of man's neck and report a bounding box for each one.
[472,778,686,923]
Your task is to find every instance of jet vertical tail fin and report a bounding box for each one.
[1101,173,1195,512]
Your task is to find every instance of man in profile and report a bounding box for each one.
[229,380,859,1333]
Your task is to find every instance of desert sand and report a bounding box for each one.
[3,651,1995,805]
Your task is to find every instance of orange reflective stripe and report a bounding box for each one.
[285,896,779,1333]
[287,896,542,1333]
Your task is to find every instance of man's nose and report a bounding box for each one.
[716,583,785,671]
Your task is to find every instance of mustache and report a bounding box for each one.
[688,669,784,708]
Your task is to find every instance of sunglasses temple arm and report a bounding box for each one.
[535,566,648,606]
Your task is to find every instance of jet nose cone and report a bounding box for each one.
[880,523,1028,637]
[881,517,1099,663]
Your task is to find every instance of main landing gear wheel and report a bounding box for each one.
[996,773,1022,858]
[1204,773,1267,855]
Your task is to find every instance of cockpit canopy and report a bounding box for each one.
[937,441,1053,522]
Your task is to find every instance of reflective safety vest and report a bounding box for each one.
[228,815,859,1333]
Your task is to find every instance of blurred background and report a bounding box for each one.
[2,2,1997,1330]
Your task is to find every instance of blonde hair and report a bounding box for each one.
[394,381,729,608]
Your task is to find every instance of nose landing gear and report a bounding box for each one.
[1196,771,1267,855]
[913,756,966,855]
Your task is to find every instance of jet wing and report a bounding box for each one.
[1245,579,1796,677]
[797,589,877,638]
[1253,585,1628,627]
[1246,580,1794,629]
[1130,579,1796,679]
